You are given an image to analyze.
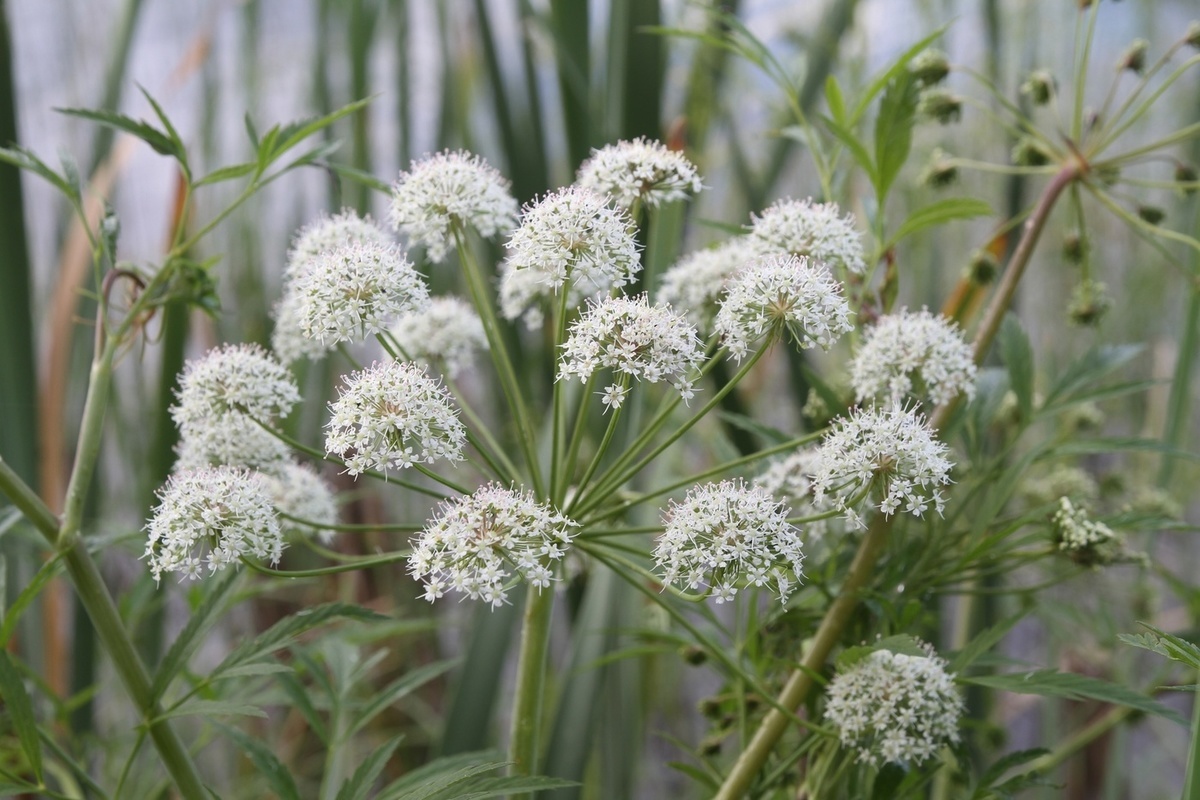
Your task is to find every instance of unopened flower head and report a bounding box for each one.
[576,137,703,209]
[754,449,841,546]
[265,461,339,544]
[500,186,641,325]
[286,209,392,282]
[749,198,867,276]
[144,467,283,583]
[658,237,758,333]
[1052,497,1122,567]
[389,296,488,378]
[174,415,291,473]
[409,484,579,607]
[714,254,853,361]
[825,648,962,766]
[326,361,465,476]
[388,150,519,262]
[272,289,332,365]
[292,241,430,345]
[850,309,976,406]
[559,294,705,403]
[811,404,953,528]
[172,343,300,429]
[653,480,805,604]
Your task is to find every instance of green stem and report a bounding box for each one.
[569,378,629,508]
[509,584,555,779]
[1023,704,1135,777]
[0,457,58,540]
[412,463,469,495]
[1184,674,1200,800]
[453,226,545,498]
[560,372,597,498]
[549,289,571,504]
[445,375,523,483]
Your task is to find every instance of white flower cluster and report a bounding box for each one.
[559,295,705,405]
[265,462,339,544]
[326,361,465,476]
[500,186,641,326]
[754,449,841,546]
[749,197,866,275]
[658,237,758,333]
[390,296,488,379]
[292,241,429,346]
[850,309,977,406]
[824,648,962,766]
[409,484,579,607]
[171,344,300,472]
[714,255,853,361]
[388,150,519,262]
[811,405,953,528]
[653,480,805,604]
[144,467,283,583]
[273,210,394,364]
[1052,497,1120,566]
[576,137,703,209]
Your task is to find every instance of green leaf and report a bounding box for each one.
[278,671,328,744]
[267,98,372,168]
[851,27,948,124]
[837,634,928,669]
[157,699,267,721]
[336,739,402,800]
[325,161,393,195]
[873,70,920,201]
[0,652,41,782]
[976,748,1051,790]
[1042,344,1142,408]
[348,659,457,737]
[54,107,181,160]
[825,75,847,127]
[441,775,578,800]
[1119,624,1200,671]
[951,612,1028,673]
[889,197,992,246]
[998,315,1034,423]
[152,569,240,700]
[0,554,62,647]
[822,115,876,186]
[194,162,257,187]
[961,669,1187,726]
[379,752,505,800]
[137,86,189,176]
[217,723,300,800]
[209,603,387,682]
[0,145,79,204]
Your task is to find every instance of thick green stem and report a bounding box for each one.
[58,355,113,549]
[509,584,556,779]
[1184,676,1200,800]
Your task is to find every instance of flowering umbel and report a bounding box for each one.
[658,237,758,334]
[388,150,519,262]
[850,309,977,406]
[408,485,579,607]
[265,461,339,544]
[576,137,703,209]
[811,404,953,528]
[748,197,867,276]
[389,296,488,379]
[714,255,853,361]
[825,647,962,765]
[653,480,805,604]
[144,467,283,583]
[326,361,466,476]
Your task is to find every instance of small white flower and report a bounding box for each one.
[754,449,842,546]
[850,308,977,406]
[749,197,867,275]
[601,384,628,412]
[388,150,519,262]
[559,294,704,403]
[810,404,953,527]
[409,485,579,608]
[1052,497,1125,566]
[658,237,759,334]
[653,480,805,604]
[172,343,300,428]
[174,416,291,473]
[144,467,283,583]
[389,296,488,379]
[714,254,853,361]
[286,209,393,283]
[500,186,641,326]
[271,289,331,365]
[825,648,962,766]
[576,137,704,209]
[292,241,430,346]
[325,361,466,476]
[265,461,339,544]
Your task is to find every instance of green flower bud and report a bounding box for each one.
[921,148,958,188]
[1012,137,1052,167]
[966,249,999,285]
[1020,70,1056,106]
[1062,230,1085,264]
[1118,39,1148,73]
[1137,205,1165,225]
[918,89,963,125]
[1067,279,1112,326]
[909,48,951,85]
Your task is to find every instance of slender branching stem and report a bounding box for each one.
[508,584,555,779]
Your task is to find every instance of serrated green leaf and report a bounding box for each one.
[336,739,402,800]
[152,569,240,700]
[55,107,180,160]
[0,652,41,782]
[158,699,267,721]
[1120,624,1200,670]
[0,554,62,647]
[998,316,1034,423]
[442,775,579,800]
[378,752,505,800]
[348,659,457,737]
[889,197,992,246]
[217,723,300,800]
[0,146,78,203]
[194,162,257,187]
[137,86,189,176]
[383,762,502,800]
[210,603,387,682]
[961,669,1187,726]
[873,70,920,201]
[268,98,372,167]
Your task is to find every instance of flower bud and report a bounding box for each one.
[918,89,963,124]
[1012,137,1052,167]
[1137,205,1165,225]
[1187,21,1200,49]
[967,249,999,284]
[909,48,950,85]
[1067,279,1111,326]
[921,149,959,188]
[1176,162,1198,195]
[1062,230,1085,263]
[1020,70,1056,105]
[1118,39,1148,73]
